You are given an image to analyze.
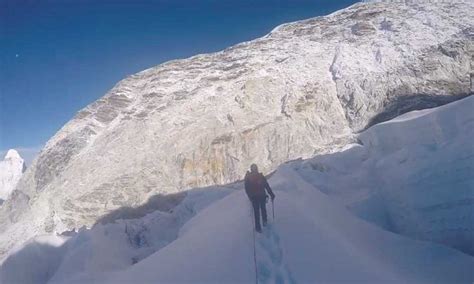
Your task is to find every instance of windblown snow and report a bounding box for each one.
[1,95,473,284]
[0,150,25,203]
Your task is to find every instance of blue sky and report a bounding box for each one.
[1,0,357,164]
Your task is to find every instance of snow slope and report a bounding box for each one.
[0,185,234,284]
[0,150,25,202]
[102,169,473,284]
[1,96,473,284]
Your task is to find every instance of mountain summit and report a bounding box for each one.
[0,150,26,202]
[0,1,473,261]
[4,150,22,161]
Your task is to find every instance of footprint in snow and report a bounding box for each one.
[255,224,296,284]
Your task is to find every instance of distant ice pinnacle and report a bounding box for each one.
[4,149,21,161]
[0,149,25,201]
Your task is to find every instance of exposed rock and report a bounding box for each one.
[351,21,377,36]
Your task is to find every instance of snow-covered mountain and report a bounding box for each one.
[0,0,473,264]
[1,96,473,284]
[0,150,26,203]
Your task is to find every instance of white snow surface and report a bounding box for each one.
[295,95,474,255]
[1,96,473,284]
[0,150,25,201]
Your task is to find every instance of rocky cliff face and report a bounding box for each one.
[0,150,26,203]
[0,1,473,260]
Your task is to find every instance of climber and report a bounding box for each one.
[244,164,275,233]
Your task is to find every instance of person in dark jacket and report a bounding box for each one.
[244,164,275,233]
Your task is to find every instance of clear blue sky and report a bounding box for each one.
[1,0,357,162]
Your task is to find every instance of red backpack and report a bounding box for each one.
[245,172,266,198]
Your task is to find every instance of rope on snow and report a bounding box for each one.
[250,201,259,284]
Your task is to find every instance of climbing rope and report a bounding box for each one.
[272,199,275,221]
[250,202,259,284]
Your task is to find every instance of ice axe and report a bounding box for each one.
[272,198,275,221]
[266,195,275,221]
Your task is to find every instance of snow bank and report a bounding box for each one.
[103,163,473,283]
[0,186,233,284]
[103,191,256,284]
[272,167,473,283]
[0,235,67,284]
[296,95,474,255]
